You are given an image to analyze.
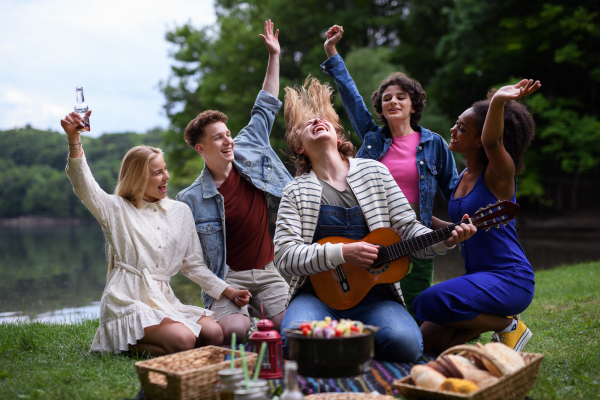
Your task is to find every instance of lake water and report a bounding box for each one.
[1,221,599,323]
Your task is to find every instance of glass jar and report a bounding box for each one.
[215,368,244,400]
[233,387,268,400]
[234,379,269,397]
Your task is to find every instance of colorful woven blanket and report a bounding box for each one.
[133,357,432,399]
[267,358,431,396]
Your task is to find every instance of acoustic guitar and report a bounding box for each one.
[309,200,520,310]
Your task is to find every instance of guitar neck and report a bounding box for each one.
[377,223,461,265]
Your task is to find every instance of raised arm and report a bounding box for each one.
[321,25,379,141]
[61,110,90,159]
[259,19,280,98]
[482,79,541,188]
[61,110,115,229]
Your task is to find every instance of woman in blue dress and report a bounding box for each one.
[413,79,541,354]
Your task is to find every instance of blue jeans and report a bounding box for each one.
[281,289,424,363]
[282,203,422,363]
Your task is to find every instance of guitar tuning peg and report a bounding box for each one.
[495,224,501,229]
[485,227,491,232]
[503,222,508,226]
[487,204,492,208]
[497,206,502,211]
[477,207,483,213]
[496,200,501,204]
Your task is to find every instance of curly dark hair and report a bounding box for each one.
[371,72,427,128]
[470,90,535,174]
[184,110,228,147]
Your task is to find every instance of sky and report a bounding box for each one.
[0,0,216,137]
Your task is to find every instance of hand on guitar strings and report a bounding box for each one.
[342,241,379,269]
[443,214,477,247]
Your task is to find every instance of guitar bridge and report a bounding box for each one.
[334,265,350,292]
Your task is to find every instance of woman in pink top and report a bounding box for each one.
[321,25,458,316]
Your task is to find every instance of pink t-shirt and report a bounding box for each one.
[379,131,421,204]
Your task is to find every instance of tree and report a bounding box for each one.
[160,0,600,210]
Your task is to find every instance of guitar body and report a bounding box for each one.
[308,200,520,311]
[310,228,409,310]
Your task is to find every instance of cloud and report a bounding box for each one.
[0,0,215,135]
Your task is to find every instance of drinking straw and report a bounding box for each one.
[230,332,236,370]
[253,342,267,381]
[239,344,251,390]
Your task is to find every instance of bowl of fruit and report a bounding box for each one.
[285,318,379,378]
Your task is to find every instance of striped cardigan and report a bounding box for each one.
[274,158,451,307]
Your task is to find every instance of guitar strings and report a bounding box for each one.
[370,213,509,266]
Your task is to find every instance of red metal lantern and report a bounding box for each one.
[248,304,283,379]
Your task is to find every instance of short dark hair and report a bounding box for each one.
[470,91,535,174]
[184,110,228,147]
[371,72,427,128]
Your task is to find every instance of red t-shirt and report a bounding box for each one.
[217,167,274,271]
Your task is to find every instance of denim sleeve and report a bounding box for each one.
[320,54,379,142]
[234,90,282,148]
[436,136,458,202]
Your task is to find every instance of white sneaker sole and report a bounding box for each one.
[513,328,532,352]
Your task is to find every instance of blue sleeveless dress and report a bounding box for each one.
[412,169,535,324]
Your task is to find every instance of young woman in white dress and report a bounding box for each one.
[61,111,251,356]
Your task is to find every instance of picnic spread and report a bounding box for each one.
[132,318,543,400]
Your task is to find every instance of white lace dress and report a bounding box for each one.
[66,154,229,353]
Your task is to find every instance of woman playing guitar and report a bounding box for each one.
[274,77,477,363]
[413,80,541,354]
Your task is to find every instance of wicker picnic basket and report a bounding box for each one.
[393,345,543,400]
[306,394,396,400]
[135,345,258,400]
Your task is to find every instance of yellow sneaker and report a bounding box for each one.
[492,318,532,352]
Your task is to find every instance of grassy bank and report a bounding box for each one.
[1,261,599,399]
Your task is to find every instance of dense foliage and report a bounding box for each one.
[160,0,600,211]
[0,127,164,218]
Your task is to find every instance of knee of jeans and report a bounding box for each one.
[377,324,423,363]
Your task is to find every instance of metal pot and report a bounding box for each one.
[285,330,375,378]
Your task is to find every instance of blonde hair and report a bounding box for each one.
[106,145,163,280]
[284,76,355,176]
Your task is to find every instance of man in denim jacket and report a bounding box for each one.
[177,21,292,343]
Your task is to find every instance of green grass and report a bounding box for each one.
[519,261,600,399]
[1,262,599,399]
[0,319,144,399]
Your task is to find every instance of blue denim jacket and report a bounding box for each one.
[320,54,458,227]
[176,90,293,309]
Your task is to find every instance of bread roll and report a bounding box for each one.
[445,355,499,388]
[410,365,447,390]
[440,378,479,394]
[483,342,525,376]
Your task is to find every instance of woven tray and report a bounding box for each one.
[135,345,258,400]
[305,394,396,400]
[393,347,543,400]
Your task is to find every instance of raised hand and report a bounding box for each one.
[60,110,91,138]
[324,25,343,58]
[259,19,280,56]
[493,79,541,103]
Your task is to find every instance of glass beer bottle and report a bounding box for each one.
[74,87,90,133]
[280,361,304,400]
